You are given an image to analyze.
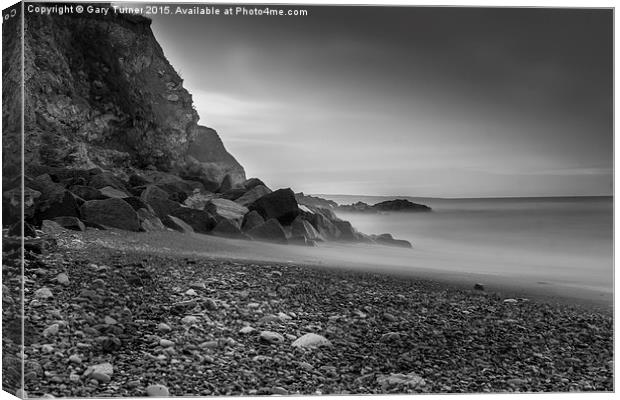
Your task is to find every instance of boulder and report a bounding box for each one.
[211,219,244,238]
[217,174,235,193]
[8,221,37,238]
[51,216,85,231]
[204,198,249,228]
[3,187,41,223]
[127,173,149,188]
[99,186,129,199]
[220,188,247,201]
[333,220,358,241]
[169,207,216,234]
[69,185,107,201]
[243,178,266,190]
[291,216,322,241]
[248,188,300,226]
[140,185,180,219]
[183,191,218,210]
[246,218,288,244]
[374,233,412,248]
[241,210,265,232]
[136,208,166,231]
[88,172,128,192]
[121,197,152,212]
[36,190,81,222]
[235,185,271,207]
[80,198,141,231]
[162,215,195,234]
[313,213,341,240]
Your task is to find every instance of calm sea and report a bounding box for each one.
[320,195,613,296]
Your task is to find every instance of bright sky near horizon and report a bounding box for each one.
[151,6,612,198]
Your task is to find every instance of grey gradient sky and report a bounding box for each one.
[150,6,612,198]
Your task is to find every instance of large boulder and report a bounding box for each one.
[88,172,128,192]
[80,198,141,231]
[51,216,85,231]
[211,219,244,238]
[374,233,413,248]
[140,185,180,219]
[162,215,195,234]
[69,185,107,201]
[204,199,248,228]
[235,185,271,207]
[36,190,82,222]
[291,216,323,241]
[136,208,166,232]
[243,178,266,191]
[246,218,288,244]
[248,188,300,226]
[169,207,216,234]
[241,210,265,232]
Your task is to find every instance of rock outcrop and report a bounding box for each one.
[18,10,244,190]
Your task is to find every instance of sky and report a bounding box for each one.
[150,6,612,198]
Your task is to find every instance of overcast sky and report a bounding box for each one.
[151,6,612,198]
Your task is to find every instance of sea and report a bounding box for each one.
[318,195,614,301]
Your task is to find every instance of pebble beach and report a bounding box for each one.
[2,228,614,397]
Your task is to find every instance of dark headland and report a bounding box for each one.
[1,10,612,397]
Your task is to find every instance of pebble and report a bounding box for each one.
[260,331,285,344]
[184,289,198,296]
[189,281,206,290]
[104,316,118,325]
[271,387,289,395]
[258,314,281,324]
[35,287,53,299]
[383,312,398,322]
[146,384,170,396]
[239,326,256,334]
[43,324,60,337]
[90,371,111,383]
[204,298,218,310]
[126,380,141,389]
[157,323,172,332]
[41,344,54,353]
[379,332,401,342]
[68,354,82,364]
[507,378,527,386]
[69,373,80,382]
[159,339,175,348]
[291,333,332,348]
[298,361,314,371]
[56,273,69,285]
[377,372,426,388]
[181,316,198,325]
[504,298,518,303]
[473,283,485,291]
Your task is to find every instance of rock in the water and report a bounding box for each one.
[146,384,170,397]
[211,218,244,238]
[248,188,300,226]
[291,216,322,241]
[377,372,426,389]
[80,198,141,231]
[204,198,248,227]
[246,218,288,244]
[235,185,272,207]
[169,207,216,234]
[241,210,265,232]
[291,333,332,348]
[374,233,413,248]
[260,331,285,344]
[372,199,431,212]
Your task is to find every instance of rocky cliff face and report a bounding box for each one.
[20,10,244,187]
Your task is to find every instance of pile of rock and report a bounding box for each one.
[4,166,412,248]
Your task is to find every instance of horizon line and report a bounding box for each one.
[308,193,613,201]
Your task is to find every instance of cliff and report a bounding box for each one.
[19,9,244,187]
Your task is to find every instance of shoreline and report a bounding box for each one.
[73,229,613,313]
[9,227,613,396]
